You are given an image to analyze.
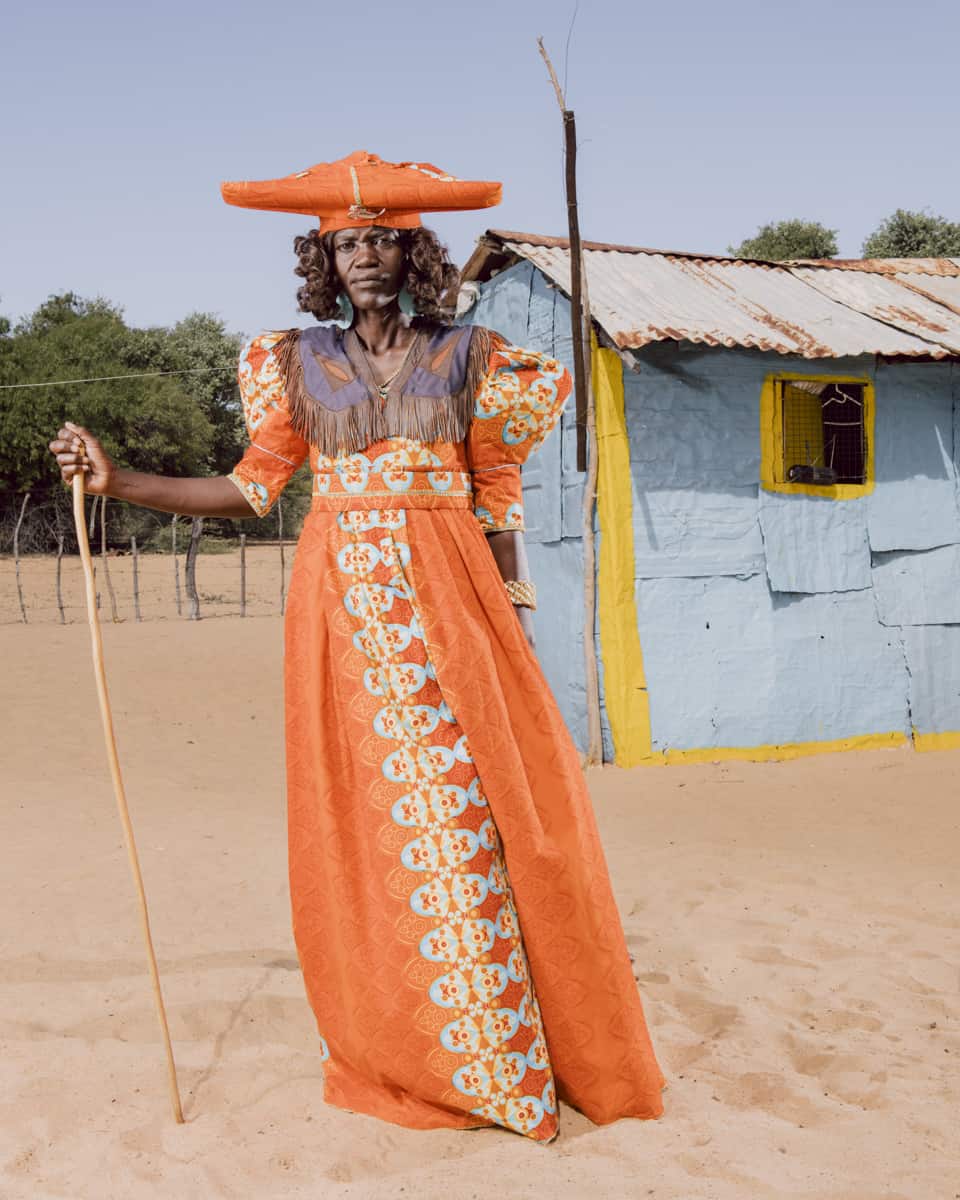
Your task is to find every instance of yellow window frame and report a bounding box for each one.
[760,371,875,499]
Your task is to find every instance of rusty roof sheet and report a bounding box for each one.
[461,231,960,359]
[892,271,960,318]
[790,267,960,353]
[788,257,960,276]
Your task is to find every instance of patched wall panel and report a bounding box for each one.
[515,271,563,543]
[902,625,960,735]
[633,486,763,578]
[625,344,761,490]
[635,574,908,751]
[872,545,960,626]
[759,491,871,594]
[624,345,764,577]
[868,363,960,552]
[466,260,533,341]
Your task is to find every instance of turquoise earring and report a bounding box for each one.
[334,292,354,329]
[398,286,417,318]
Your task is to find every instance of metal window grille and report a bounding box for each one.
[780,381,866,486]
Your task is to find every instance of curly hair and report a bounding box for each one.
[293,226,460,323]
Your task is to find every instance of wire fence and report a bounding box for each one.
[2,479,314,625]
[2,538,293,625]
[2,532,296,628]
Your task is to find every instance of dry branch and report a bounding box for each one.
[278,499,286,616]
[239,532,247,618]
[131,536,142,622]
[100,497,120,623]
[538,35,604,765]
[14,492,30,623]
[185,517,203,620]
[56,533,66,624]
[70,470,184,1124]
[171,515,183,617]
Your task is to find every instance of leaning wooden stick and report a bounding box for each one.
[71,464,184,1124]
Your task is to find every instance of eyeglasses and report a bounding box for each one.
[333,231,401,257]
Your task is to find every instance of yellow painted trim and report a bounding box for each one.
[594,342,653,766]
[760,371,876,500]
[621,731,908,767]
[651,730,908,765]
[912,729,960,752]
[613,728,960,767]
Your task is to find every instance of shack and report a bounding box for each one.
[459,232,960,764]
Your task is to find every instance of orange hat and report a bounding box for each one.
[221,150,502,234]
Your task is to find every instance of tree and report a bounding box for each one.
[862,209,960,258]
[729,219,838,261]
[0,294,218,496]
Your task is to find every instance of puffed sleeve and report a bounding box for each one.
[465,331,572,533]
[227,331,310,518]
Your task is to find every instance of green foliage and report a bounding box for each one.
[729,219,839,261]
[861,209,960,258]
[0,292,260,552]
[0,293,244,492]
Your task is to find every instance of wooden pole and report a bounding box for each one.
[131,536,142,622]
[100,497,120,623]
[171,515,183,617]
[538,36,604,765]
[14,491,30,624]
[70,469,184,1124]
[185,517,203,621]
[56,532,66,624]
[538,38,589,472]
[278,500,286,616]
[239,532,246,618]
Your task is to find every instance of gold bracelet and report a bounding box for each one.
[504,579,537,611]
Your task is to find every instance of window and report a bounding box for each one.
[760,372,875,499]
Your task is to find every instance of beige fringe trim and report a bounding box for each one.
[277,326,491,458]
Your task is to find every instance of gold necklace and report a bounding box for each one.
[357,333,419,401]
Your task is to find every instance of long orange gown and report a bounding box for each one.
[228,329,664,1142]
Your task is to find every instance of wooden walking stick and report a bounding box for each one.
[71,462,185,1124]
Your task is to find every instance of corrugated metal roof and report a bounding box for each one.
[892,272,960,317]
[789,257,960,276]
[790,267,960,352]
[461,231,960,360]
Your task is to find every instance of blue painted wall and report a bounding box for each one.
[462,266,960,754]
[462,262,590,750]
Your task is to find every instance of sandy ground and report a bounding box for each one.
[2,574,959,1198]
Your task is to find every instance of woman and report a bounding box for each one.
[50,152,664,1142]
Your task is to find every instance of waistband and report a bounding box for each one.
[310,468,474,512]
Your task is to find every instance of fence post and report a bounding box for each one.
[278,499,286,616]
[14,491,30,624]
[100,496,120,623]
[131,535,142,622]
[56,532,66,624]
[239,533,247,618]
[172,514,182,617]
[185,517,203,620]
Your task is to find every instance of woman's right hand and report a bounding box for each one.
[48,421,115,494]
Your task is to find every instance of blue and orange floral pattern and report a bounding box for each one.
[237,331,289,435]
[238,324,665,1136]
[333,507,558,1140]
[465,334,570,532]
[228,331,571,529]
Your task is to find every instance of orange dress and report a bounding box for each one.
[228,329,664,1142]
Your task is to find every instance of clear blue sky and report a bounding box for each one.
[3,0,958,338]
